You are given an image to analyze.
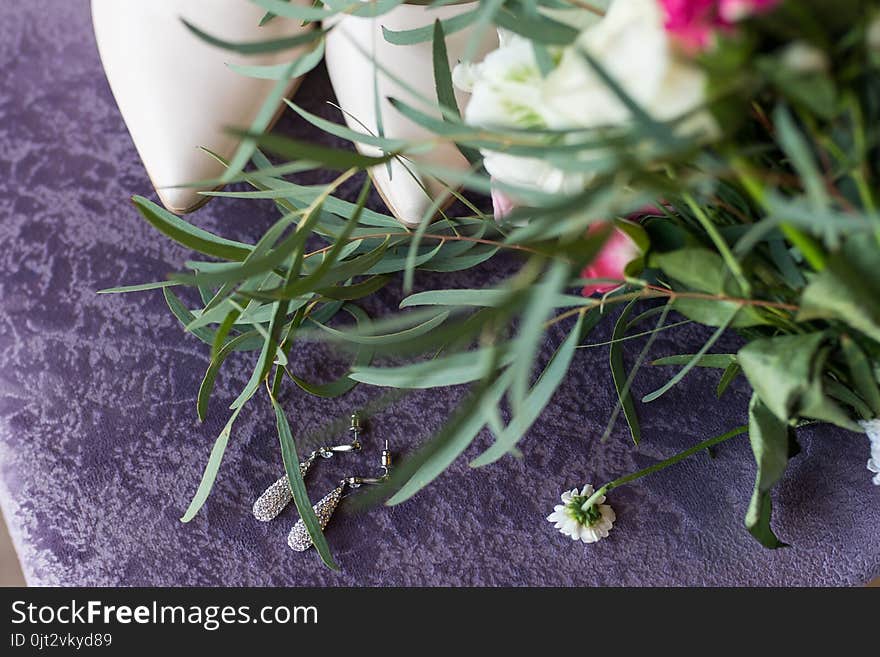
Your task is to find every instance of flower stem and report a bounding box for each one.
[583,425,749,508]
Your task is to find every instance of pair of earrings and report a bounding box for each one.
[252,413,391,552]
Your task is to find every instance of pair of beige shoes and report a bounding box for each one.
[92,1,495,227]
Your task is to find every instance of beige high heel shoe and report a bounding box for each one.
[91,0,313,214]
[325,4,497,226]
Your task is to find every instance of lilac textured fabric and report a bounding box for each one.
[1,1,878,587]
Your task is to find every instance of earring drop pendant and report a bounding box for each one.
[252,456,315,522]
[253,414,365,522]
[287,483,346,552]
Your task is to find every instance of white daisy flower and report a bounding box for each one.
[859,419,880,486]
[547,484,615,544]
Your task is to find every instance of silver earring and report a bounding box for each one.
[252,413,363,522]
[287,439,392,552]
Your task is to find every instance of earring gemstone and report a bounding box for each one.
[252,458,314,522]
[287,484,345,552]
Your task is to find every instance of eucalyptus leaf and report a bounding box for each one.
[745,395,791,549]
[133,196,252,261]
[387,368,515,505]
[350,346,515,388]
[798,239,880,343]
[472,312,585,466]
[609,300,641,444]
[179,407,243,523]
[272,396,339,570]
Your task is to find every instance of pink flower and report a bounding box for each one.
[660,0,780,52]
[581,223,642,297]
[490,185,516,221]
[719,0,779,22]
[489,181,647,297]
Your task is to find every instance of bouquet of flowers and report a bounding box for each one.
[109,0,880,568]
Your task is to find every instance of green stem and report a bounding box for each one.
[683,193,752,295]
[583,425,749,508]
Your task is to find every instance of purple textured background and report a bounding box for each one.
[0,0,878,586]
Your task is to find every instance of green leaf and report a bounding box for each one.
[493,8,579,45]
[229,300,293,411]
[653,248,732,293]
[738,332,860,430]
[349,346,514,388]
[211,308,242,361]
[365,242,443,275]
[419,245,499,272]
[609,300,641,444]
[182,19,324,54]
[400,289,587,309]
[432,19,462,117]
[774,105,828,209]
[271,396,339,570]
[381,7,479,45]
[172,224,302,287]
[841,335,880,417]
[98,280,181,294]
[230,131,397,170]
[471,312,585,467]
[198,331,261,421]
[739,333,825,422]
[652,354,736,369]
[311,310,448,346]
[745,395,791,549]
[798,239,880,343]
[227,38,325,79]
[180,407,243,523]
[642,308,737,403]
[237,178,399,228]
[163,287,216,345]
[287,305,374,398]
[400,289,509,308]
[284,99,408,150]
[716,362,741,399]
[651,248,767,328]
[386,368,515,505]
[316,275,391,301]
[133,196,252,261]
[511,261,571,412]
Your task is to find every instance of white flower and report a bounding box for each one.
[542,0,714,136]
[454,0,714,200]
[453,29,586,195]
[780,41,828,74]
[454,30,551,130]
[481,150,587,196]
[860,419,880,486]
[547,484,615,544]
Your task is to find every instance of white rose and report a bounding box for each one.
[482,150,587,196]
[542,0,713,135]
[453,28,589,195]
[455,0,714,200]
[453,29,552,131]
